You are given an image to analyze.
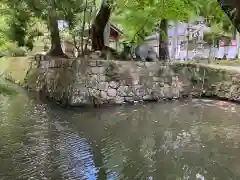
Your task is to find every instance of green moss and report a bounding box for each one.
[105,62,120,81]
[190,71,202,85]
[0,83,17,96]
[158,66,164,75]
[213,59,240,66]
[0,57,9,75]
[24,68,40,89]
[170,64,183,74]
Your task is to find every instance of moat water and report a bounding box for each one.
[1,88,240,180]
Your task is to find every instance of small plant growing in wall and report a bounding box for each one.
[158,67,165,76]
[171,64,182,74]
[105,61,120,81]
[157,66,173,85]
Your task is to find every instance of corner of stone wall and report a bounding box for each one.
[24,55,76,106]
[70,60,121,106]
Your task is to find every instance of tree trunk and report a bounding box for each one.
[80,0,87,56]
[47,8,65,57]
[171,21,178,60]
[91,0,111,51]
[232,26,237,38]
[217,0,240,33]
[158,19,169,61]
[185,23,189,61]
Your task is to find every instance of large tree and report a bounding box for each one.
[2,0,84,57]
[91,0,112,51]
[47,6,65,56]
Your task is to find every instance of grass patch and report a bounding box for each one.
[0,56,33,84]
[174,59,240,67]
[212,59,240,66]
[0,57,9,75]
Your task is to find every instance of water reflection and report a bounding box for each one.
[1,92,240,179]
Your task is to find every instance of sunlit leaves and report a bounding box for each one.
[0,0,236,52]
[199,0,233,35]
[113,0,198,42]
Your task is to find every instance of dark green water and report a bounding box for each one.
[1,90,240,180]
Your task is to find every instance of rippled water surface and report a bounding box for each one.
[1,90,240,180]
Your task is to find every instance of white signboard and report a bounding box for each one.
[58,20,69,31]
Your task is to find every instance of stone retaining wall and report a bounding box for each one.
[70,60,186,106]
[24,56,240,106]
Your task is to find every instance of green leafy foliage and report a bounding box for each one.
[113,0,201,43]
[61,0,96,56]
[0,0,237,57]
[112,0,237,44]
[199,0,233,35]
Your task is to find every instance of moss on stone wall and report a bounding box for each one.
[23,68,40,90]
[4,56,240,106]
[0,83,17,96]
[104,61,120,81]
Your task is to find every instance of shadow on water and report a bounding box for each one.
[1,87,240,179]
